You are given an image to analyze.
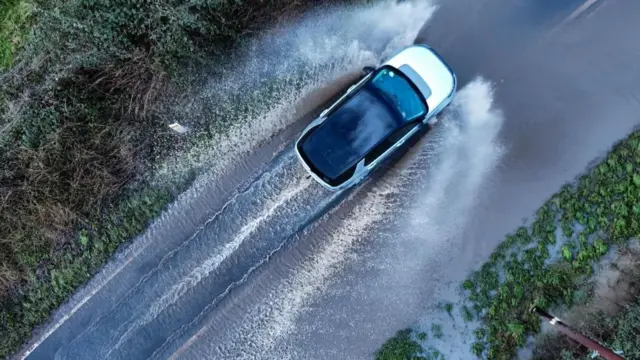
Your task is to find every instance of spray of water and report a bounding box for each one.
[171,77,505,360]
[151,0,437,187]
[393,79,504,360]
[409,78,504,242]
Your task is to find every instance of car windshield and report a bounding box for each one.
[369,68,426,121]
[299,67,425,181]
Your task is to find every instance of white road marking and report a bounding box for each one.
[550,0,602,35]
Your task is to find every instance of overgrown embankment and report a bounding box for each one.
[0,0,353,357]
[376,128,640,359]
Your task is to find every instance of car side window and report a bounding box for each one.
[364,122,418,165]
[387,122,418,144]
[364,140,390,166]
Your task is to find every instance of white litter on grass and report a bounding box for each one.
[168,123,188,134]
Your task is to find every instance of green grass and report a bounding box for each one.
[461,305,474,323]
[0,0,32,69]
[376,329,446,360]
[440,302,454,317]
[377,129,640,359]
[431,324,444,340]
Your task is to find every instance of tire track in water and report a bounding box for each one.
[22,146,298,360]
[106,175,314,357]
[110,181,347,360]
[57,151,317,360]
[149,189,348,360]
[92,153,295,320]
[172,152,420,360]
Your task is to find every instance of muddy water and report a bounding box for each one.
[21,0,640,359]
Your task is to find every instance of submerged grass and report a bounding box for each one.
[378,129,640,359]
[463,130,640,359]
[376,329,425,360]
[375,329,446,360]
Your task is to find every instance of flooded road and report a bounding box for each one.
[21,0,640,359]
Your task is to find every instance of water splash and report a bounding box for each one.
[173,77,505,360]
[410,77,504,236]
[151,0,437,186]
[402,78,505,360]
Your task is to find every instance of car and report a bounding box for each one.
[295,44,457,191]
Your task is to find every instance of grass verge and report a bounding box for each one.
[376,128,640,359]
[0,187,171,356]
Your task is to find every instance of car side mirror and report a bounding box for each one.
[362,66,375,75]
